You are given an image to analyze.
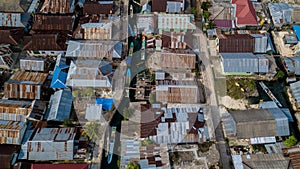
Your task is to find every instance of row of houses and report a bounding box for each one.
[0,0,122,168]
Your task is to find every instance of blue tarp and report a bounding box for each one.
[293,25,300,41]
[50,65,68,88]
[95,98,114,111]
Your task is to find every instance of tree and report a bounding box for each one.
[123,107,134,120]
[201,2,211,10]
[203,11,211,20]
[190,7,198,17]
[63,119,73,127]
[284,135,298,147]
[141,138,154,146]
[126,160,140,169]
[82,122,102,141]
[275,70,286,80]
[149,93,156,104]
[207,20,214,29]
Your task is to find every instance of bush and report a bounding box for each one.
[284,135,298,147]
[201,2,211,10]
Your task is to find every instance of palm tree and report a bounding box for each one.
[83,122,102,141]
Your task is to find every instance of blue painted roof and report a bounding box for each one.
[114,41,123,58]
[293,25,300,42]
[126,68,131,77]
[126,57,132,66]
[95,98,114,111]
[50,62,69,89]
[46,89,73,121]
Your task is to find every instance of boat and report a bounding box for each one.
[107,126,116,164]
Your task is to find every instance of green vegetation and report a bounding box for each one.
[140,138,154,146]
[275,70,286,80]
[201,2,211,11]
[198,141,213,153]
[149,93,156,104]
[252,144,267,153]
[63,119,73,127]
[207,20,214,29]
[72,88,94,98]
[126,160,140,169]
[284,135,298,147]
[203,11,211,20]
[123,107,134,120]
[190,7,198,17]
[82,122,102,141]
[226,77,257,100]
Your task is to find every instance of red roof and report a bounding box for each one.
[232,0,258,26]
[31,164,89,169]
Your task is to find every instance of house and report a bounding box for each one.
[293,25,300,42]
[290,81,300,109]
[46,89,72,122]
[268,3,297,27]
[218,34,255,53]
[232,0,258,27]
[85,104,103,122]
[161,31,193,49]
[31,164,88,169]
[0,13,30,27]
[153,49,196,69]
[136,14,155,34]
[83,1,114,15]
[283,56,300,76]
[0,44,13,70]
[19,128,77,161]
[0,100,32,145]
[283,145,300,169]
[0,28,24,45]
[152,0,185,13]
[220,53,269,74]
[210,3,235,28]
[232,154,290,169]
[66,60,112,88]
[66,40,122,59]
[39,0,75,13]
[50,55,69,89]
[226,109,290,139]
[157,14,195,33]
[139,104,208,144]
[31,14,74,31]
[73,22,113,40]
[156,80,199,103]
[0,0,38,13]
[120,139,170,169]
[0,145,19,169]
[20,58,48,72]
[23,33,69,55]
[4,71,48,100]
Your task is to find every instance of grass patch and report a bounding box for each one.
[226,77,257,100]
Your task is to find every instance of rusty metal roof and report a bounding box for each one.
[40,0,74,13]
[32,14,74,31]
[6,71,48,85]
[0,28,24,45]
[23,32,69,51]
[83,1,113,15]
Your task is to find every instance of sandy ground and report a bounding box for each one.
[220,96,248,110]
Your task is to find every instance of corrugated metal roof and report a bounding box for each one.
[268,108,290,136]
[85,104,102,121]
[290,81,300,107]
[157,14,196,31]
[66,60,112,88]
[0,0,33,12]
[0,120,26,144]
[0,13,26,27]
[31,164,88,169]
[66,40,121,59]
[50,56,69,89]
[166,1,182,13]
[220,53,269,73]
[20,58,45,72]
[47,89,72,121]
[40,0,74,13]
[83,1,113,15]
[269,3,296,27]
[251,34,268,53]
